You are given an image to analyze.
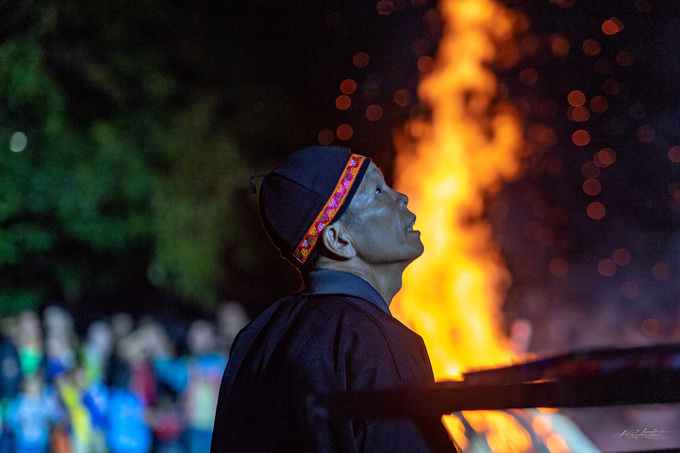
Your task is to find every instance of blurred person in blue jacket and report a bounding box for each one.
[0,332,21,453]
[151,319,227,453]
[8,374,61,453]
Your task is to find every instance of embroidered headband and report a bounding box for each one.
[293,154,366,263]
[258,146,371,267]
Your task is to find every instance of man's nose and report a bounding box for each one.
[394,189,409,206]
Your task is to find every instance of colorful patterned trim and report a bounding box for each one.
[293,154,367,263]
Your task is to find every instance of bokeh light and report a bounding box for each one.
[365,104,383,121]
[335,95,351,110]
[615,51,633,67]
[567,90,586,107]
[376,0,395,15]
[640,318,659,337]
[582,38,601,56]
[668,146,680,162]
[651,262,670,281]
[549,34,570,58]
[519,68,539,85]
[393,89,412,107]
[527,124,558,148]
[637,124,655,142]
[353,52,370,68]
[520,35,541,56]
[572,129,590,146]
[582,178,601,196]
[340,79,357,95]
[336,124,353,141]
[586,201,606,220]
[594,148,616,167]
[317,128,335,146]
[568,106,590,122]
[10,131,27,152]
[581,161,600,178]
[549,257,569,276]
[601,17,623,35]
[417,55,434,73]
[589,96,609,113]
[612,248,631,266]
[597,258,616,277]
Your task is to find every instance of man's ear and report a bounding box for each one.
[320,221,356,260]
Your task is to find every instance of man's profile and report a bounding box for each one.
[210,146,455,452]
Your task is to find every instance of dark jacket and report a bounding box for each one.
[211,270,456,452]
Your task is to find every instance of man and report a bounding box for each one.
[211,146,456,452]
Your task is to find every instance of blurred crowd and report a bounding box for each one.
[4,294,677,453]
[0,302,250,453]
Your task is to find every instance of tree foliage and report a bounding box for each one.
[0,0,282,314]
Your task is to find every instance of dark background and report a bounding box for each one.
[2,0,680,352]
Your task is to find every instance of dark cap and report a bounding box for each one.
[259,146,371,265]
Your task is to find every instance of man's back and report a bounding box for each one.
[211,272,455,452]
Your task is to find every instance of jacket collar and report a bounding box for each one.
[302,269,391,315]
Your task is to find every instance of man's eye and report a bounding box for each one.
[375,186,383,194]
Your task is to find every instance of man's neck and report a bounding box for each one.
[316,259,408,305]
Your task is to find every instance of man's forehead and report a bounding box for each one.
[342,162,383,215]
[352,163,384,200]
[365,163,385,181]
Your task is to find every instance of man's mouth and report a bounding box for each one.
[406,220,415,232]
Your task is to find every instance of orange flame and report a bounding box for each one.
[389,0,580,451]
[392,0,524,379]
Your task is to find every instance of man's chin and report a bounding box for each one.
[406,244,425,264]
[415,237,425,257]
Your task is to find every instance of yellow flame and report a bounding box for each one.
[390,0,572,451]
[392,0,524,379]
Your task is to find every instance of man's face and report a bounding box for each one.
[342,163,424,266]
